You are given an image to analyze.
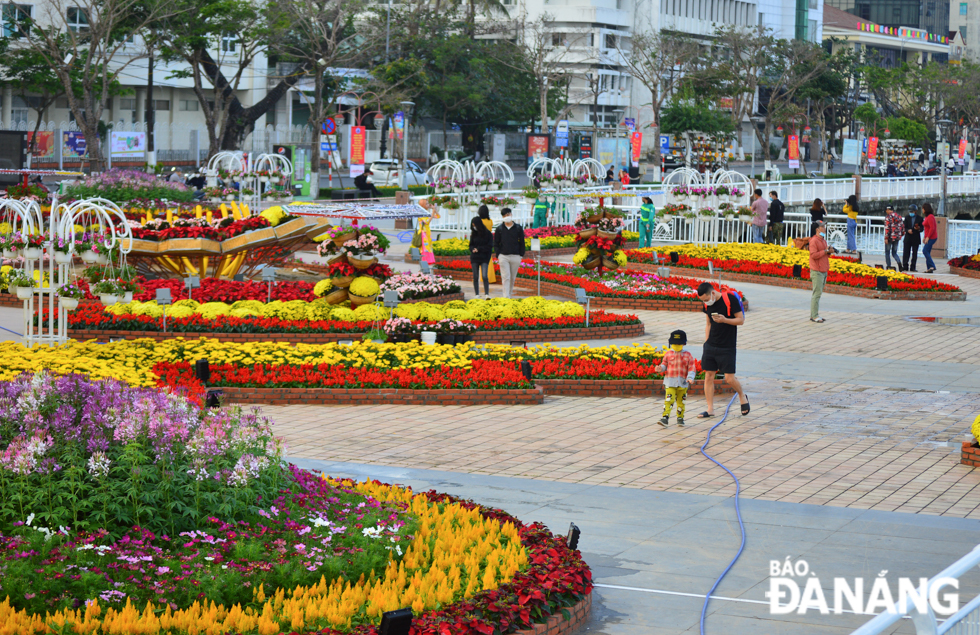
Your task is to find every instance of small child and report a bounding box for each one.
[655,330,697,427]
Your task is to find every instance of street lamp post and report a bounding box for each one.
[938,119,954,218]
[749,116,763,179]
[612,108,624,174]
[400,101,414,190]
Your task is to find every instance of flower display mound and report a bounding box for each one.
[432,229,639,256]
[437,259,744,302]
[949,253,980,272]
[77,276,317,303]
[628,244,963,293]
[130,214,273,241]
[51,296,635,335]
[63,168,194,204]
[3,339,687,389]
[0,376,590,635]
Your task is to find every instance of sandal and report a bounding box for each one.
[741,401,751,416]
[696,411,714,419]
[810,317,825,323]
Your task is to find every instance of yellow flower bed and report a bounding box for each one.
[0,479,528,635]
[641,243,913,281]
[0,340,668,387]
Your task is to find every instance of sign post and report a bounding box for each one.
[867,136,879,168]
[788,134,800,170]
[350,125,366,178]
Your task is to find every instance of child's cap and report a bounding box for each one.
[668,330,687,346]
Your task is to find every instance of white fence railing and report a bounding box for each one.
[949,219,980,258]
[850,543,980,635]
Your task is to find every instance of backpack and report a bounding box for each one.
[721,291,744,316]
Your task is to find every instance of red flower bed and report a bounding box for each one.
[949,255,980,271]
[626,250,962,293]
[52,303,638,334]
[131,216,272,242]
[155,359,532,390]
[530,357,705,379]
[524,225,577,238]
[76,277,316,303]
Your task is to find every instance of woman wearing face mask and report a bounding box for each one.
[478,205,497,286]
[469,208,493,298]
[809,198,826,237]
[808,220,835,323]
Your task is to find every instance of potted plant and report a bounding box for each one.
[714,184,730,200]
[22,233,44,259]
[7,270,33,299]
[434,318,469,345]
[737,205,753,223]
[383,317,418,343]
[5,232,27,258]
[672,185,688,199]
[117,277,142,303]
[57,283,85,310]
[91,279,123,306]
[596,216,624,239]
[521,185,538,203]
[698,206,717,219]
[682,209,697,225]
[51,237,74,264]
[362,328,387,344]
[348,276,380,306]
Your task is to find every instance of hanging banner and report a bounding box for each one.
[958,138,967,160]
[110,131,146,158]
[526,133,550,167]
[630,132,642,168]
[394,112,405,141]
[867,136,879,168]
[349,125,366,177]
[787,135,800,169]
[63,131,86,158]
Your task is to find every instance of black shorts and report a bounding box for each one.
[701,345,736,375]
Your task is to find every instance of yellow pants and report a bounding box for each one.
[663,386,688,419]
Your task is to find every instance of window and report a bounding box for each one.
[66,6,89,32]
[119,98,135,110]
[2,4,32,37]
[808,0,817,8]
[551,33,564,46]
[961,2,968,14]
[221,33,236,52]
[604,33,616,49]
[809,19,817,42]
[962,25,968,42]
[179,99,199,111]
[153,100,170,111]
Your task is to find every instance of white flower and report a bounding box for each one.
[25,513,34,526]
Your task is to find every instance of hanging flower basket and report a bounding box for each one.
[123,291,134,303]
[60,297,79,311]
[23,247,42,259]
[332,229,357,247]
[54,252,73,264]
[601,256,619,270]
[577,227,598,239]
[327,251,349,266]
[349,292,378,307]
[331,275,355,288]
[99,294,120,306]
[325,288,349,304]
[597,229,620,241]
[15,286,33,300]
[80,250,98,263]
[348,254,379,270]
[583,254,602,270]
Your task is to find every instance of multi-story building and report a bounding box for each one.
[825,0,951,49]
[949,0,978,62]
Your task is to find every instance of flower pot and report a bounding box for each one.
[436,333,456,345]
[15,286,32,300]
[602,256,619,270]
[455,334,471,344]
[96,254,109,265]
[100,294,119,306]
[332,230,357,247]
[260,176,269,183]
[420,330,437,345]
[738,215,752,224]
[660,215,674,223]
[210,197,221,203]
[349,292,377,307]
[60,297,79,310]
[331,275,354,288]
[1,249,14,258]
[326,252,349,266]
[684,217,696,226]
[597,229,620,241]
[80,250,98,263]
[524,197,536,204]
[583,254,602,270]
[586,213,603,224]
[226,195,235,201]
[325,288,349,304]
[348,254,379,270]
[23,247,42,259]
[54,252,72,264]
[577,227,597,239]
[123,291,133,303]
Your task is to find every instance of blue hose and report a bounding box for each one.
[0,325,22,337]
[699,393,744,635]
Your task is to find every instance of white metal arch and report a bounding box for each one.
[528,157,565,177]
[664,167,704,188]
[570,158,605,181]
[207,151,246,175]
[252,153,294,176]
[57,198,133,256]
[426,159,465,183]
[0,198,42,236]
[474,161,515,185]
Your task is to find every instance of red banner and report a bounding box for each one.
[958,138,967,159]
[350,126,366,165]
[630,132,642,167]
[788,135,800,169]
[867,136,879,160]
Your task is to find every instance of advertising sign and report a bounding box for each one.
[623,118,635,132]
[27,131,54,159]
[787,135,800,169]
[958,138,967,160]
[63,132,86,158]
[630,132,642,168]
[579,135,592,159]
[109,131,146,158]
[349,125,366,177]
[394,112,405,141]
[867,136,879,167]
[842,139,860,165]
[526,133,550,167]
[555,120,569,148]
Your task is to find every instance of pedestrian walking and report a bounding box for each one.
[903,204,924,272]
[843,194,858,253]
[883,205,904,271]
[922,203,938,273]
[469,211,493,299]
[768,190,785,245]
[695,281,750,419]
[493,208,526,299]
[654,330,697,428]
[478,206,497,286]
[750,188,768,243]
[809,198,827,237]
[638,196,656,248]
[808,220,834,323]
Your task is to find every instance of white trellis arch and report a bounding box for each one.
[427,159,465,184]
[528,157,566,177]
[57,198,133,257]
[475,161,514,185]
[570,159,605,182]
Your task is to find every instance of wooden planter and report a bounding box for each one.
[125,238,160,255]
[577,227,597,239]
[332,230,357,246]
[273,218,310,240]
[156,237,222,256]
[331,275,355,288]
[305,218,332,240]
[349,293,377,307]
[220,227,278,254]
[348,254,379,270]
[325,288,349,304]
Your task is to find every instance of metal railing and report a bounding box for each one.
[850,543,980,635]
[949,219,980,258]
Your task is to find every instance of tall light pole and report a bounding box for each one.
[938,118,954,217]
[612,108,624,174]
[400,101,414,189]
[749,116,763,179]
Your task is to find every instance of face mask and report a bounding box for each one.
[504,219,513,226]
[670,344,684,352]
[703,297,716,307]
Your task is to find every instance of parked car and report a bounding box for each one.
[369,160,432,187]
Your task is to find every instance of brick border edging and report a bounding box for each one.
[219,385,545,406]
[428,241,641,263]
[435,267,711,312]
[627,262,967,302]
[513,591,592,635]
[67,321,644,345]
[961,441,980,467]
[537,378,733,397]
[950,266,980,280]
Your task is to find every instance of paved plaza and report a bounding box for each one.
[2,249,979,634]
